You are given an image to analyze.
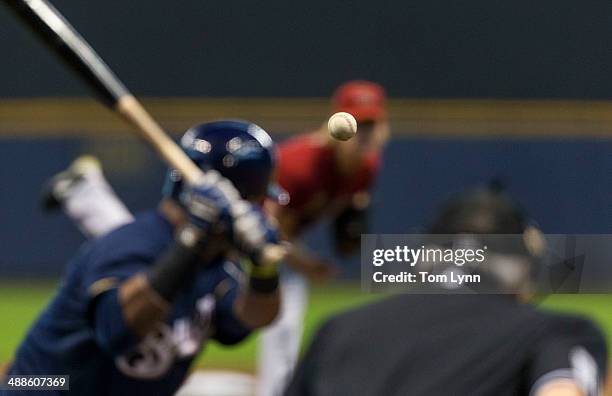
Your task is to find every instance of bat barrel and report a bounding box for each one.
[3,0,129,106]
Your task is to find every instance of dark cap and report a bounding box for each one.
[429,187,528,235]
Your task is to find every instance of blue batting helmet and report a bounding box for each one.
[164,120,282,202]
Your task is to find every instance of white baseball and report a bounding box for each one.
[328,112,357,141]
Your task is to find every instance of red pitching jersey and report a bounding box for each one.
[275,133,381,232]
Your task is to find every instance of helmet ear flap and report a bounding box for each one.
[161,142,211,201]
[163,160,216,202]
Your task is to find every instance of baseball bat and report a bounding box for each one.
[3,0,202,185]
[3,0,285,264]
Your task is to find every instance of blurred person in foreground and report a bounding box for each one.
[39,80,389,396]
[285,185,609,396]
[4,121,282,395]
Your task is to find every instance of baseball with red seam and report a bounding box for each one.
[327,112,357,141]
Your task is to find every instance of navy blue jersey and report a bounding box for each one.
[5,211,250,395]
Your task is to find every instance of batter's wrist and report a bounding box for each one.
[147,226,204,302]
[248,274,279,294]
[249,263,279,279]
[247,260,279,294]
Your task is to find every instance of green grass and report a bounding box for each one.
[1,281,610,372]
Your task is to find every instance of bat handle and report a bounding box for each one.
[115,95,203,184]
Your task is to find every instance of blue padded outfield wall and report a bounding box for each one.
[0,135,610,278]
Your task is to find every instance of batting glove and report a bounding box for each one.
[179,170,234,237]
[181,171,281,265]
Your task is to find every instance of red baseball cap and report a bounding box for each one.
[332,80,386,123]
